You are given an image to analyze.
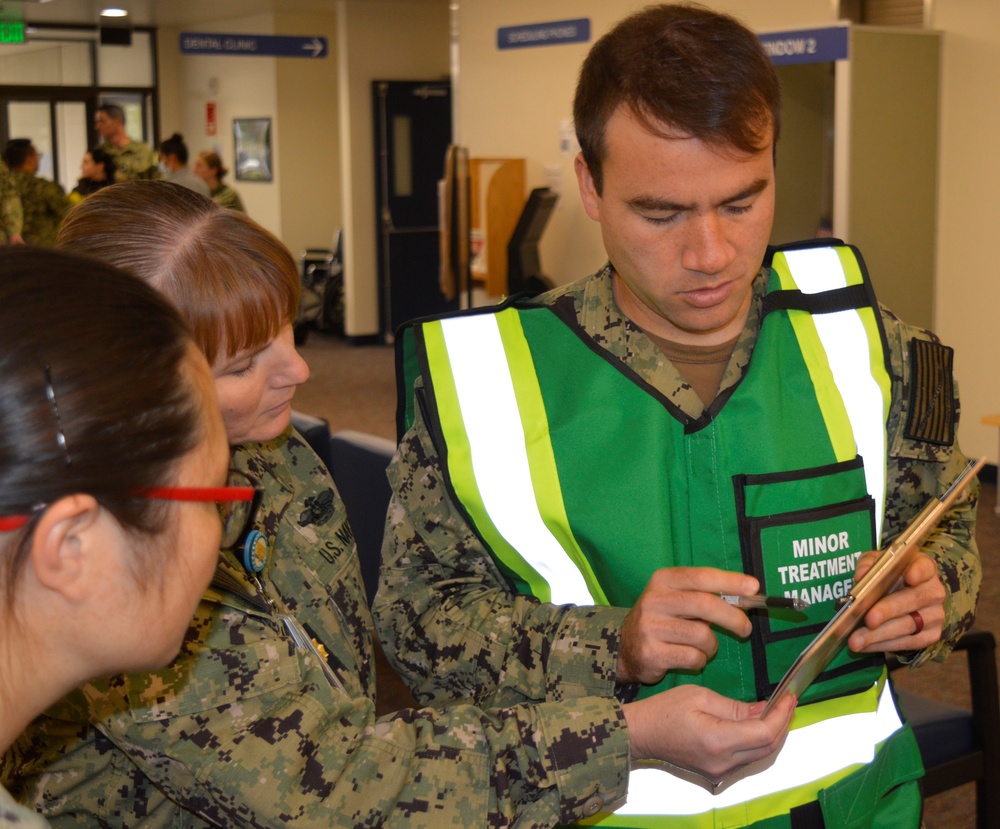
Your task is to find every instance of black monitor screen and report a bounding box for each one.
[508,187,558,294]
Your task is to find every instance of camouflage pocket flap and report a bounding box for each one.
[125,617,305,722]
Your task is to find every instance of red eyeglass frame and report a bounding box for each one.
[0,484,258,532]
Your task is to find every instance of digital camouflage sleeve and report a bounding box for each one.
[0,785,48,828]
[11,170,69,247]
[879,305,980,666]
[377,406,631,709]
[0,160,23,243]
[375,266,980,711]
[2,430,630,828]
[104,140,161,182]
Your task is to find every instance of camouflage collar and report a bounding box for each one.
[543,263,766,419]
[205,552,275,617]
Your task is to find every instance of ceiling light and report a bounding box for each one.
[100,8,129,18]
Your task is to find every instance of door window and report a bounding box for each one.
[6,101,52,177]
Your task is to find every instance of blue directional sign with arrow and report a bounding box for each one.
[180,32,328,58]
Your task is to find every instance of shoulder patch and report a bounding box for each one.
[904,338,955,446]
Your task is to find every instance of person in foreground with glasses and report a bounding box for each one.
[0,248,241,826]
[1,181,793,829]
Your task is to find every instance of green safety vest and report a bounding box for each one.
[399,242,923,829]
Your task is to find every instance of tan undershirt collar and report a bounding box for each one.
[643,330,740,409]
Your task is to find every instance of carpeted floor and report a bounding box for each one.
[294,332,398,442]
[295,329,998,828]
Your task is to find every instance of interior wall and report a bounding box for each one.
[929,0,1000,463]
[454,0,837,291]
[159,12,340,265]
[275,12,341,257]
[149,0,1000,462]
[157,0,448,339]
[772,61,832,245]
[336,0,450,339]
[453,0,1000,465]
[157,29,181,135]
[0,40,91,84]
[158,15,283,237]
[843,28,939,332]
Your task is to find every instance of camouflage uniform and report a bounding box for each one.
[68,178,112,206]
[375,263,980,711]
[0,160,23,244]
[210,183,245,212]
[0,786,48,827]
[3,428,629,828]
[101,139,160,182]
[10,169,69,247]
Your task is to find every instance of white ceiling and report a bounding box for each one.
[2,0,441,29]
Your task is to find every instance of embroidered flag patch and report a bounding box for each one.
[904,338,955,445]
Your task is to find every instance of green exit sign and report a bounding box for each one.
[0,21,24,44]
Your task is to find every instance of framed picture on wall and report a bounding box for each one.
[233,117,272,182]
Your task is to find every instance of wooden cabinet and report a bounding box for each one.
[469,157,525,297]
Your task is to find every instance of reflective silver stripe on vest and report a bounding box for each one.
[435,304,903,818]
[439,314,599,605]
[781,247,888,540]
[616,679,901,818]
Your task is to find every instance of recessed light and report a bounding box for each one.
[100,8,129,18]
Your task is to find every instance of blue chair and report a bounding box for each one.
[326,430,396,606]
[291,411,395,606]
[892,629,1000,828]
[290,410,334,471]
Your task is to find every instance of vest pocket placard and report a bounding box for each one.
[734,460,885,705]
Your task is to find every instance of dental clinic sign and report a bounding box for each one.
[758,26,849,66]
[180,32,328,58]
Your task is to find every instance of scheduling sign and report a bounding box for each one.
[758,26,849,65]
[497,19,590,50]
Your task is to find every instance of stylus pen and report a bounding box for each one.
[720,594,810,611]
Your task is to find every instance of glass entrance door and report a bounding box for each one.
[4,98,88,192]
[0,24,158,191]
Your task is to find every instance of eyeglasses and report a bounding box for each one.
[0,470,261,550]
[135,469,261,549]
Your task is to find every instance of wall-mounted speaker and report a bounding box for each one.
[99,26,132,46]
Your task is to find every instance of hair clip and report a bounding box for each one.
[43,365,71,468]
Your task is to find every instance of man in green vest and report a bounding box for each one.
[377,4,980,828]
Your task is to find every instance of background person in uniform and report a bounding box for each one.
[0,247,235,826]
[0,157,23,245]
[377,4,980,828]
[94,103,159,182]
[68,147,117,205]
[193,150,245,211]
[157,133,210,197]
[3,139,69,247]
[3,181,793,829]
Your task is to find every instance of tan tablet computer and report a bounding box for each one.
[761,456,985,717]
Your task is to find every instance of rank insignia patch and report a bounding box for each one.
[904,338,955,445]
